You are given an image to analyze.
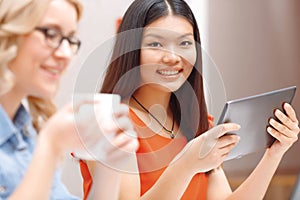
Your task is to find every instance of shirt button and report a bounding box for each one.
[0,185,6,193]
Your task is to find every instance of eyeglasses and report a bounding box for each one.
[34,27,81,54]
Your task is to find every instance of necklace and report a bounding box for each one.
[132,95,175,139]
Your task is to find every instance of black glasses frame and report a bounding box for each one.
[34,27,81,54]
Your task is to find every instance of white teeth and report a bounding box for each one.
[46,68,59,75]
[158,70,179,75]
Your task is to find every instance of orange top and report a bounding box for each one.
[79,160,92,200]
[79,110,213,200]
[132,110,209,200]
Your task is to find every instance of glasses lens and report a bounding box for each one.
[68,37,81,54]
[44,29,62,49]
[35,27,81,54]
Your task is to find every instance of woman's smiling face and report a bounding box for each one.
[139,14,196,93]
[8,0,79,99]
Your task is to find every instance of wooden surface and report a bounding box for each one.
[228,174,298,200]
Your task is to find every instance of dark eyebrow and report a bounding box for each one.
[178,33,194,39]
[143,33,194,40]
[143,33,164,39]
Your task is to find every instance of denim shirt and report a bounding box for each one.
[0,105,79,200]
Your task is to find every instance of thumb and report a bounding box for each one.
[213,123,241,138]
[198,123,240,159]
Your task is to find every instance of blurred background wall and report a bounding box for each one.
[194,1,300,199]
[55,0,300,198]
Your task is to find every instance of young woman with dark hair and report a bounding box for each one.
[81,0,299,199]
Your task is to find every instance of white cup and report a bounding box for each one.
[72,93,121,160]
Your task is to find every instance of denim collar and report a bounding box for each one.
[0,104,31,146]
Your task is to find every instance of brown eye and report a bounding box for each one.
[147,42,162,48]
[180,41,193,46]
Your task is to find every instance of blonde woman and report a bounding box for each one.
[0,0,138,199]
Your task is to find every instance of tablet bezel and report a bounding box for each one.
[217,86,296,161]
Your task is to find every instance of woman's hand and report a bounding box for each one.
[39,102,85,157]
[39,101,138,163]
[267,103,299,157]
[172,123,240,174]
[98,103,139,166]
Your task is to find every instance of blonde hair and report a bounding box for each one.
[0,0,83,131]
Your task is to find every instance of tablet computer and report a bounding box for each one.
[217,86,296,161]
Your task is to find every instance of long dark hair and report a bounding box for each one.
[101,0,208,140]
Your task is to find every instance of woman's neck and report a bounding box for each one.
[0,89,24,119]
[132,86,171,110]
[130,86,180,139]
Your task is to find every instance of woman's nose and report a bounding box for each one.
[53,39,73,60]
[162,49,181,65]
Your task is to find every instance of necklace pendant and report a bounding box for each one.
[170,131,175,139]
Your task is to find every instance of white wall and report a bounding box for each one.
[56,0,134,107]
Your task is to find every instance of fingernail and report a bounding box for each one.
[267,127,272,133]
